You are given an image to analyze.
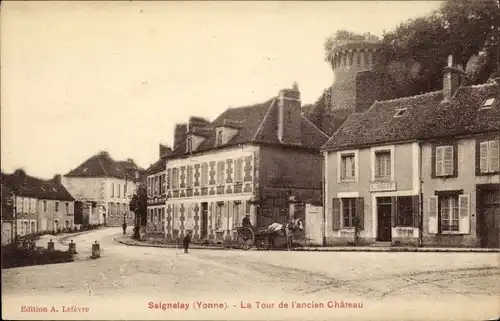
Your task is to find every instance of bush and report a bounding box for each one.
[1,247,74,269]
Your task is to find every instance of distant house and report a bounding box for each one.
[1,169,75,242]
[164,83,328,242]
[62,151,146,226]
[322,56,499,248]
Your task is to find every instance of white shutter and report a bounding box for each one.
[435,147,444,176]
[16,197,23,214]
[489,140,499,172]
[428,196,438,234]
[458,194,470,234]
[479,141,489,173]
[443,146,454,175]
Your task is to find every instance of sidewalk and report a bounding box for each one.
[114,235,500,252]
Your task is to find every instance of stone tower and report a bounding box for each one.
[328,36,384,111]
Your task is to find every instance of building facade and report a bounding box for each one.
[164,83,328,242]
[1,170,75,241]
[145,144,170,236]
[62,151,145,227]
[322,57,500,248]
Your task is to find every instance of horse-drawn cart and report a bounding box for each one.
[236,226,274,250]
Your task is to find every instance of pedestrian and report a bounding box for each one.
[122,222,127,235]
[183,231,192,253]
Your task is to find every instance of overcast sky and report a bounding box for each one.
[1,1,442,179]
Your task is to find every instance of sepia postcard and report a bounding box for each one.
[1,1,499,320]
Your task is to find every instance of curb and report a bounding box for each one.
[113,237,229,250]
[113,238,500,253]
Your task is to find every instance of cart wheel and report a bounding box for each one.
[237,227,254,251]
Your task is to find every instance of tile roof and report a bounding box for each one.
[65,151,144,180]
[322,81,500,151]
[146,157,166,175]
[167,97,329,158]
[1,170,74,201]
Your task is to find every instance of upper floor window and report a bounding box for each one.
[111,183,115,197]
[234,157,243,183]
[186,166,193,188]
[375,150,391,180]
[117,184,121,198]
[216,129,224,146]
[65,202,69,213]
[55,202,59,212]
[201,163,209,187]
[216,161,225,185]
[434,145,455,177]
[186,136,193,153]
[172,168,179,189]
[161,174,166,194]
[479,140,499,174]
[340,153,356,181]
[43,200,47,212]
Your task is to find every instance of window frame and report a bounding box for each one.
[216,161,225,185]
[439,195,460,234]
[337,150,358,183]
[341,198,356,229]
[431,141,458,178]
[477,139,500,175]
[201,163,209,187]
[234,157,243,183]
[55,202,59,212]
[216,129,224,146]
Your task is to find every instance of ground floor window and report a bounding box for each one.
[395,196,416,227]
[215,203,223,230]
[440,196,459,232]
[341,198,356,228]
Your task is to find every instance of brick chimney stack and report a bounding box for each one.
[53,174,62,184]
[443,55,466,101]
[277,82,303,145]
[173,123,188,151]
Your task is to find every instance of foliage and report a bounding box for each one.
[129,183,147,238]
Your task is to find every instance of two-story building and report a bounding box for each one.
[322,56,499,248]
[1,169,75,238]
[145,144,171,236]
[62,151,145,226]
[164,83,328,242]
[420,71,499,248]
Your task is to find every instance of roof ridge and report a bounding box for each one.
[375,90,443,105]
[321,111,361,150]
[251,97,276,142]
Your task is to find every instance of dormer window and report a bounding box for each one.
[216,129,224,146]
[480,97,496,110]
[186,136,193,153]
[394,108,407,118]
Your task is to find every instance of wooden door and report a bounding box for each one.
[377,197,392,241]
[479,188,500,248]
[201,202,208,239]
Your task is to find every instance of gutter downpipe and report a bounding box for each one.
[322,150,327,247]
[418,141,424,248]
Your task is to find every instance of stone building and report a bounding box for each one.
[164,83,328,242]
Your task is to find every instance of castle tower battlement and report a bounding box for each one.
[328,39,385,111]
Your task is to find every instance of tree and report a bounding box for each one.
[129,183,147,239]
[381,0,500,95]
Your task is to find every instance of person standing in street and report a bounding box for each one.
[183,231,192,253]
[122,221,127,235]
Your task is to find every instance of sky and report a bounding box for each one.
[1,1,442,179]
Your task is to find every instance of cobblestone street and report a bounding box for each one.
[3,227,499,320]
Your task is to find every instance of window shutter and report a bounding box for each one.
[412,195,420,228]
[435,147,443,176]
[443,146,454,176]
[428,196,438,234]
[431,146,437,178]
[489,140,499,172]
[458,194,470,234]
[355,197,364,230]
[391,196,397,227]
[350,157,356,179]
[385,154,391,178]
[479,142,489,174]
[331,198,341,230]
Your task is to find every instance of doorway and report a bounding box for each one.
[377,197,392,241]
[478,185,500,248]
[201,202,208,239]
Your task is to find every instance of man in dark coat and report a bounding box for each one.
[242,214,252,227]
[183,231,192,253]
[122,222,127,235]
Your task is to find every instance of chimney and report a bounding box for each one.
[443,55,466,101]
[173,123,188,150]
[126,158,134,164]
[277,82,303,145]
[159,144,172,158]
[53,174,62,184]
